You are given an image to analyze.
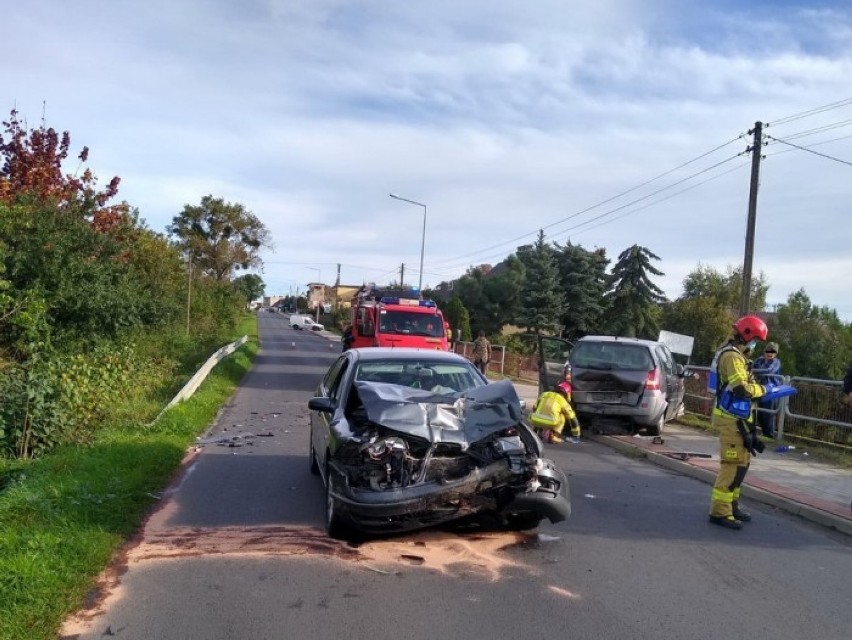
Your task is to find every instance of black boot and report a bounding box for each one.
[709,515,744,530]
[732,502,752,522]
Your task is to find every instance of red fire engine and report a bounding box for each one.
[349,285,449,350]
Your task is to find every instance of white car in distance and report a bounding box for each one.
[290,314,324,331]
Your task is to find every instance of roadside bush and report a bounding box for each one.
[0,343,169,458]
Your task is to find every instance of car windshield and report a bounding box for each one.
[378,311,444,337]
[355,360,485,395]
[571,342,653,372]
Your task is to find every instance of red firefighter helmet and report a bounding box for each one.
[733,315,768,342]
[556,381,572,396]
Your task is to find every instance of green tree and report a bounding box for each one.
[454,257,524,335]
[233,274,265,305]
[516,230,564,335]
[168,195,271,282]
[0,200,170,351]
[603,245,667,338]
[771,289,847,378]
[555,242,609,340]
[443,296,472,342]
[661,297,734,365]
[682,263,768,312]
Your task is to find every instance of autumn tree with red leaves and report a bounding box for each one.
[0,108,124,232]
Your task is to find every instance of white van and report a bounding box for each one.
[290,314,324,331]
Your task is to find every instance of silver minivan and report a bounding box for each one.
[538,335,687,436]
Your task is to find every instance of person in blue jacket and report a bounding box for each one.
[752,342,782,438]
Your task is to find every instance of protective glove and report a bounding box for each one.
[762,383,777,396]
[752,436,765,455]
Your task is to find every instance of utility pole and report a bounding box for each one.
[740,121,763,316]
[186,254,192,335]
[400,263,405,288]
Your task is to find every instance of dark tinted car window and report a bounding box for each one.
[355,360,484,393]
[655,346,674,375]
[378,311,444,337]
[572,342,652,371]
[322,357,347,395]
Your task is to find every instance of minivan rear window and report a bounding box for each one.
[572,342,653,372]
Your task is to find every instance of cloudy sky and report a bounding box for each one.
[7,0,852,319]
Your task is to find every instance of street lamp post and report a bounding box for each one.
[306,267,321,323]
[389,193,427,292]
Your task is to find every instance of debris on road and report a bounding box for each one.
[195,433,258,445]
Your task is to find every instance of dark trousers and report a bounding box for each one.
[757,398,777,437]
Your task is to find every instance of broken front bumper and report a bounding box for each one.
[329,458,571,533]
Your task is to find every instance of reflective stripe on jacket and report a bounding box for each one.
[530,391,576,429]
[714,344,764,417]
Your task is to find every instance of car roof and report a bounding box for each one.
[577,335,664,348]
[349,347,471,363]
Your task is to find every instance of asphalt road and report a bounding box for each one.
[62,313,852,640]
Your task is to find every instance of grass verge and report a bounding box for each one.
[0,318,259,640]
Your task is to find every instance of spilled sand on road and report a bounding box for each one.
[61,524,537,637]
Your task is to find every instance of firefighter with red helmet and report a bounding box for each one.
[708,314,769,530]
[529,383,581,444]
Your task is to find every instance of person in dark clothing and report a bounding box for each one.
[752,342,782,438]
[341,324,354,351]
[843,364,852,405]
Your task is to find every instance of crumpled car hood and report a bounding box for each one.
[353,378,523,448]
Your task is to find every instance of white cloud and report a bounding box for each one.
[6,0,852,318]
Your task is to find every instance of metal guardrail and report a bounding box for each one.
[684,365,852,448]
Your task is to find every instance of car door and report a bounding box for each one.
[654,345,683,420]
[537,336,573,394]
[311,355,350,475]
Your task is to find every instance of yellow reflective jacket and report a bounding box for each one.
[530,391,576,429]
[714,343,765,417]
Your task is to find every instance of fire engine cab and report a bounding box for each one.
[349,285,449,350]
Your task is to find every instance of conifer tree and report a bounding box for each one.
[604,244,666,338]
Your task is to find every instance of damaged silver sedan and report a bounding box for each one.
[308,348,571,538]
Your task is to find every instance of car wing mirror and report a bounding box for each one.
[308,397,336,413]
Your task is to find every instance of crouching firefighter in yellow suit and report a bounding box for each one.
[529,382,581,444]
[709,314,769,530]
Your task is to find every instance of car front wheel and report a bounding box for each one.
[309,439,320,475]
[504,512,543,531]
[325,466,353,540]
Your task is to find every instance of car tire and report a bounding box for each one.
[309,439,320,476]
[646,410,666,437]
[325,465,353,540]
[504,512,543,531]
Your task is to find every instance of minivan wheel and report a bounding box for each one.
[646,412,666,437]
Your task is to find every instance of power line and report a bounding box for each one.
[428,135,744,268]
[766,118,852,143]
[764,131,852,158]
[764,135,852,168]
[768,96,852,127]
[560,161,752,239]
[431,152,746,274]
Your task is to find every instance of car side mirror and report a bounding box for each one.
[308,397,336,413]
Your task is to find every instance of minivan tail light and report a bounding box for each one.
[645,369,660,391]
